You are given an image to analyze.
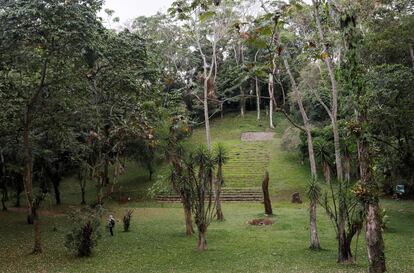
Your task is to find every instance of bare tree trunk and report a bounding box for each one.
[32,207,42,254]
[24,116,34,224]
[22,60,47,254]
[184,202,195,236]
[197,227,208,251]
[268,73,275,129]
[358,128,386,272]
[1,190,7,211]
[344,154,351,182]
[309,199,320,250]
[262,171,272,215]
[203,75,212,150]
[52,177,61,205]
[215,183,224,221]
[332,123,343,181]
[240,87,246,117]
[81,187,86,205]
[410,44,414,69]
[323,161,331,183]
[337,234,353,263]
[256,77,261,120]
[365,203,386,273]
[103,157,109,186]
[284,58,320,250]
[312,0,343,181]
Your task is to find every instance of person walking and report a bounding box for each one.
[108,215,116,236]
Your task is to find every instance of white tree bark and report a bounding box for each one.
[312,0,343,181]
[268,73,275,129]
[284,58,320,250]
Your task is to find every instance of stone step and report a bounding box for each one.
[156,188,264,202]
[156,197,263,202]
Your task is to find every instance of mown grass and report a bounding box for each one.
[1,112,413,272]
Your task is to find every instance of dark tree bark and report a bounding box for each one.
[103,158,110,186]
[215,180,224,221]
[337,235,353,263]
[32,207,42,254]
[262,171,273,215]
[197,225,208,251]
[148,167,153,181]
[51,176,61,205]
[22,60,47,253]
[81,188,86,205]
[184,202,195,236]
[1,190,7,211]
[14,180,23,207]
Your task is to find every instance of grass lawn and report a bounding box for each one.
[1,112,413,272]
[1,200,414,273]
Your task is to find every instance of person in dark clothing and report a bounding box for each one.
[108,215,116,236]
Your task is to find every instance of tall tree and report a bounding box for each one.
[0,0,104,253]
[340,9,386,272]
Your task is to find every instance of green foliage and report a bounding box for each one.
[65,207,103,257]
[307,178,321,202]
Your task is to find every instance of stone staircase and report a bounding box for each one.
[155,188,263,203]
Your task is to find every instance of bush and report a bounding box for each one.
[280,127,301,152]
[123,209,133,232]
[65,207,103,257]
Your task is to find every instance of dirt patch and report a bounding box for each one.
[241,132,275,142]
[248,218,274,226]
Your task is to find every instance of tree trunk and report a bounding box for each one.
[81,187,86,205]
[183,202,194,236]
[32,207,42,254]
[52,177,61,205]
[268,73,275,129]
[344,154,351,182]
[312,0,343,182]
[96,176,103,205]
[215,181,224,221]
[104,157,110,186]
[256,77,261,120]
[309,199,321,250]
[365,203,386,273]
[1,190,7,211]
[323,161,331,183]
[337,234,353,263]
[409,44,414,69]
[262,171,272,215]
[197,228,208,251]
[358,130,386,272]
[284,58,321,250]
[148,164,154,181]
[204,74,212,150]
[240,87,245,118]
[14,185,22,207]
[332,122,343,181]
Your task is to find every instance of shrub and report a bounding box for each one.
[123,209,133,232]
[65,207,103,257]
[280,127,301,152]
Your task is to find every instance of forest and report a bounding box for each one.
[0,0,413,272]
